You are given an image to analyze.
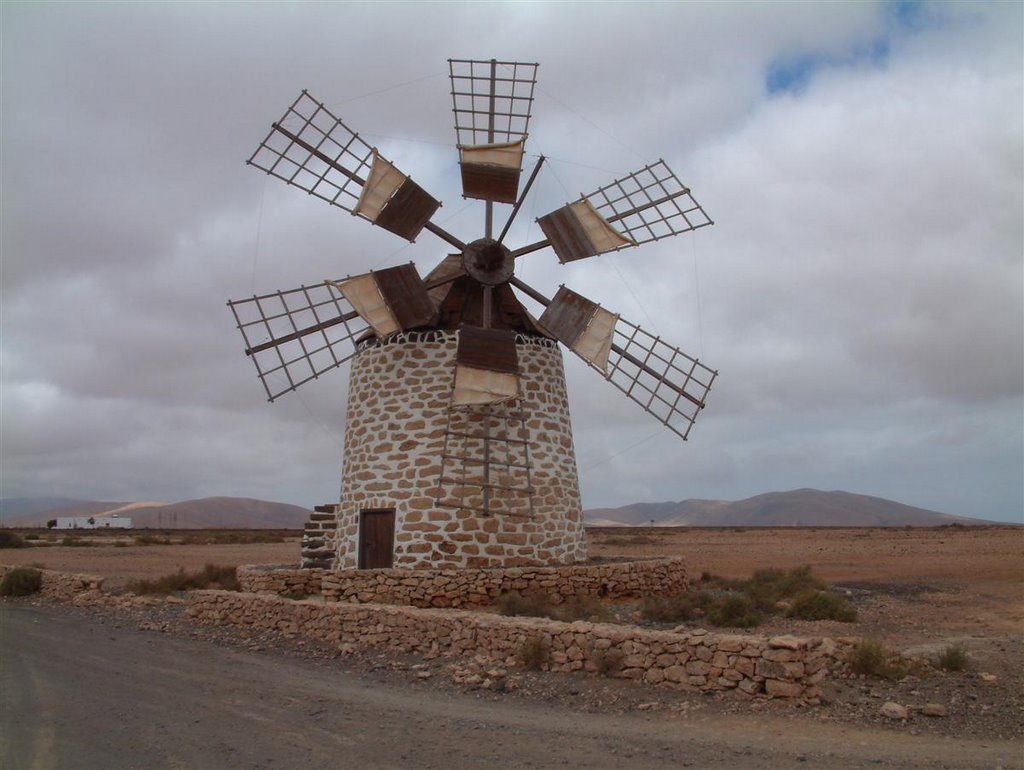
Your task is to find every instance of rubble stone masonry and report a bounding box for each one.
[0,564,844,699]
[0,564,103,599]
[315,331,587,570]
[187,590,843,700]
[239,558,688,608]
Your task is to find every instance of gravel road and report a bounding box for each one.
[2,603,1019,770]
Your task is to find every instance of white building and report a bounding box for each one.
[55,515,132,530]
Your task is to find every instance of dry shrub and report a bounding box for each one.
[0,567,42,596]
[556,594,608,622]
[639,592,704,623]
[935,643,970,671]
[133,534,172,546]
[180,531,286,546]
[496,590,555,618]
[846,638,912,680]
[600,535,656,546]
[742,565,825,611]
[705,592,761,628]
[0,531,28,549]
[787,590,858,622]
[126,564,238,595]
[516,635,550,670]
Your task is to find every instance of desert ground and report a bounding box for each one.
[3,526,1021,662]
[2,525,1022,768]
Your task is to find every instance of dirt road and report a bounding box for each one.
[2,604,1018,770]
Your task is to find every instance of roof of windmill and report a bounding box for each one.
[422,255,545,336]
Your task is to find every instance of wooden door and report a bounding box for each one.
[358,509,395,569]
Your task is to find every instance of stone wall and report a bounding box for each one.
[238,565,326,597]
[301,507,338,570]
[187,590,842,700]
[238,558,688,609]
[332,331,586,569]
[0,564,104,599]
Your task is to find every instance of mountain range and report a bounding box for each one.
[584,488,995,527]
[0,489,1001,529]
[0,497,310,529]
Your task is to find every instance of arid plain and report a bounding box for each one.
[6,524,1020,664]
[3,525,1022,768]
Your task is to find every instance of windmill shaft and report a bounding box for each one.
[498,155,545,245]
[423,221,466,250]
[510,238,551,259]
[609,342,705,409]
[245,312,354,356]
[508,276,550,306]
[604,189,686,225]
[487,59,498,143]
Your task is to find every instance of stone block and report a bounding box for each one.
[768,635,807,650]
[765,679,804,698]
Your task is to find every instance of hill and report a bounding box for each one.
[1,497,310,529]
[4,489,995,530]
[584,488,992,527]
[0,497,102,519]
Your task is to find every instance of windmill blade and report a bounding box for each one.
[449,59,538,204]
[527,160,713,263]
[228,264,443,401]
[532,284,716,440]
[602,313,717,440]
[227,280,370,402]
[248,90,443,242]
[331,263,436,338]
[451,327,520,406]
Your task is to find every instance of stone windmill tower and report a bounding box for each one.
[228,59,716,571]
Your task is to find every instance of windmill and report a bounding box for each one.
[228,59,716,570]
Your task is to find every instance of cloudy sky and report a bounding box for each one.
[2,1,1021,523]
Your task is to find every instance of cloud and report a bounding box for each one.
[1,1,1020,522]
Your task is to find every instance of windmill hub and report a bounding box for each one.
[462,237,514,286]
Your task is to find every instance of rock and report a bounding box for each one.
[415,670,433,680]
[921,703,948,717]
[765,679,803,698]
[636,702,658,711]
[880,702,908,719]
[659,664,685,683]
[979,672,998,683]
[768,635,806,651]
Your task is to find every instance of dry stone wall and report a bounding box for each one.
[240,558,687,608]
[187,590,843,700]
[332,331,587,569]
[0,564,844,700]
[0,564,103,599]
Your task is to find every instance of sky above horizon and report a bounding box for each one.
[2,1,1021,523]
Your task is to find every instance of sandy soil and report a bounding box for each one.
[589,526,1024,643]
[7,526,1021,642]
[1,535,302,588]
